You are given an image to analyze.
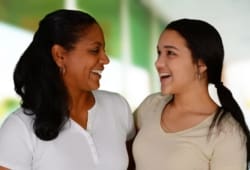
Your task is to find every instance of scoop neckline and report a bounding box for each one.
[159,112,216,135]
[157,97,218,135]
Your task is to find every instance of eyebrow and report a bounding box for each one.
[157,45,179,52]
[91,41,105,47]
[163,45,179,50]
[91,41,101,45]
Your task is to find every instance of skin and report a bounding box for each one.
[156,29,218,132]
[0,23,110,170]
[52,23,110,128]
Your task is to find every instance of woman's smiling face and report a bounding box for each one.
[59,23,109,94]
[155,29,199,95]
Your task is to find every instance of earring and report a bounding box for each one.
[60,66,66,75]
[197,72,201,80]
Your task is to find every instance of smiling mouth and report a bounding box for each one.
[91,70,103,76]
[159,73,171,80]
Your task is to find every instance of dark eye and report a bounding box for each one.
[90,48,100,54]
[157,50,161,56]
[166,50,176,56]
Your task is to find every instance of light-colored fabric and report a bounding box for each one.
[133,92,247,170]
[0,90,135,170]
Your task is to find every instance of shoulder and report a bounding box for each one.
[136,92,172,111]
[209,112,247,169]
[0,108,35,141]
[0,107,35,146]
[93,90,129,105]
[92,90,131,115]
[214,111,246,142]
[0,108,35,169]
[93,89,123,98]
[93,90,135,138]
[134,92,172,129]
[1,108,33,130]
[220,112,245,134]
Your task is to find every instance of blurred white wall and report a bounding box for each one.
[0,22,32,99]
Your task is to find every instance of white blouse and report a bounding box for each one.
[0,90,135,170]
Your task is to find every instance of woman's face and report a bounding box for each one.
[62,24,109,94]
[155,29,200,95]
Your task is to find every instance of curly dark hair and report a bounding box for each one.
[13,9,98,140]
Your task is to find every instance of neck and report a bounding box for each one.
[68,91,95,129]
[171,85,218,115]
[69,91,95,116]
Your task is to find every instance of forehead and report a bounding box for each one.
[78,24,105,45]
[158,29,187,47]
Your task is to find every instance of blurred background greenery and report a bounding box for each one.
[1,0,250,126]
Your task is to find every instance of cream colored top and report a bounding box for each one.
[133,93,247,170]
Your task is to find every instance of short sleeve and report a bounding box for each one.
[133,93,168,129]
[0,112,33,170]
[210,121,247,170]
[133,95,152,130]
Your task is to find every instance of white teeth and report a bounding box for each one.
[159,73,170,77]
[92,70,103,76]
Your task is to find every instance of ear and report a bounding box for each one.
[197,59,207,74]
[51,44,66,67]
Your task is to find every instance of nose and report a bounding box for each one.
[155,55,164,70]
[101,52,110,65]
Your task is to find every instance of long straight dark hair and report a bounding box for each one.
[166,18,250,168]
[13,9,98,140]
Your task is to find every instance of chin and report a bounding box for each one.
[160,91,170,96]
[160,87,173,96]
[92,84,100,90]
[91,87,99,91]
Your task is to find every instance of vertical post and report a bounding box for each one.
[120,0,131,95]
[64,0,78,9]
[149,11,160,92]
[120,0,131,64]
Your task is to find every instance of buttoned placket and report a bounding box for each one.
[71,113,99,165]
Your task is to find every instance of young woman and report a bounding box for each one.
[133,19,249,170]
[0,9,135,170]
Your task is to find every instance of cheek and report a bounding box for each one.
[65,62,87,82]
[65,56,88,73]
[67,61,81,72]
[176,65,197,83]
